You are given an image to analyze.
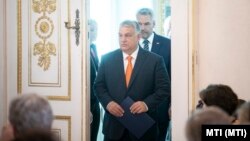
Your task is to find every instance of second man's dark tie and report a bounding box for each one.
[143,39,149,51]
[90,44,99,70]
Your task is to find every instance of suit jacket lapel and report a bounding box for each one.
[151,33,161,53]
[90,51,98,71]
[90,55,98,72]
[127,48,146,89]
[115,50,127,90]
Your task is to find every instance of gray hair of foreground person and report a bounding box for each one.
[9,94,53,135]
[12,129,58,141]
[237,101,250,124]
[185,107,232,141]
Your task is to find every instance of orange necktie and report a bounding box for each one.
[125,56,133,87]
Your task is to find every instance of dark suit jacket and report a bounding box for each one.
[90,45,99,109]
[151,33,171,141]
[90,44,101,141]
[94,47,170,140]
[152,33,171,79]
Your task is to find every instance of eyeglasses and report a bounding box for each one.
[196,100,204,109]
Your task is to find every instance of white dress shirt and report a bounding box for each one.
[122,46,139,73]
[139,33,154,51]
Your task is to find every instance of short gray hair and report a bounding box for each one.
[136,8,154,19]
[88,19,97,27]
[186,107,231,141]
[119,20,141,34]
[9,94,53,135]
[237,101,250,124]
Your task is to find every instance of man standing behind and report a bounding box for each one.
[94,20,170,141]
[89,19,100,141]
[136,8,171,141]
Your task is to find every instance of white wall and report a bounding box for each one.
[197,0,250,101]
[171,1,250,140]
[0,0,6,129]
[172,0,190,140]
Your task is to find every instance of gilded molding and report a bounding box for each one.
[188,0,197,112]
[51,129,61,141]
[32,0,56,71]
[35,16,54,39]
[81,0,89,140]
[17,0,71,100]
[32,0,56,14]
[191,0,196,112]
[47,95,70,101]
[47,0,71,101]
[54,115,71,141]
[33,40,56,71]
[67,0,71,101]
[192,0,197,111]
[17,0,22,94]
[29,0,60,86]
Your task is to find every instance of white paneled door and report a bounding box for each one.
[5,0,89,140]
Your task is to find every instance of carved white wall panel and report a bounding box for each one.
[53,116,71,141]
[18,0,71,100]
[5,0,89,141]
[29,0,61,86]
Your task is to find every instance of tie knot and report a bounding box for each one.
[143,39,149,44]
[127,55,132,61]
[90,44,96,49]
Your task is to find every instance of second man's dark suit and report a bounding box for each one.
[90,44,100,141]
[151,33,171,78]
[94,47,171,141]
[151,33,171,141]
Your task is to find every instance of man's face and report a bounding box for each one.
[137,15,155,39]
[119,26,140,54]
[89,23,97,43]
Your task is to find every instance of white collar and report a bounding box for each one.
[140,32,154,45]
[122,45,139,60]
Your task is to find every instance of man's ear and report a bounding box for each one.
[153,20,156,27]
[1,123,15,141]
[137,33,141,40]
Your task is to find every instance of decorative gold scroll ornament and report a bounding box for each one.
[33,41,56,70]
[32,0,56,14]
[32,0,56,71]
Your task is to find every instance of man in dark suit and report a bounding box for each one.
[94,20,170,141]
[89,19,100,141]
[136,8,171,141]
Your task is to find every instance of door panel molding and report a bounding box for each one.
[17,0,72,101]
